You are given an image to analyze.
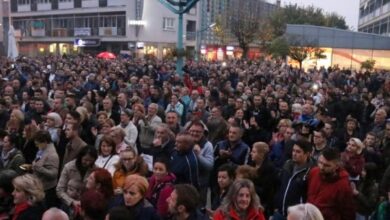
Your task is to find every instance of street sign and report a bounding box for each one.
[74,38,101,47]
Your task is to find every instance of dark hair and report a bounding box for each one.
[98,135,116,156]
[366,131,376,139]
[91,168,114,200]
[174,184,200,213]
[75,146,98,175]
[321,147,340,161]
[33,130,52,143]
[67,110,81,122]
[5,133,19,146]
[0,169,18,194]
[80,190,107,220]
[293,139,312,153]
[153,156,171,172]
[107,206,131,220]
[217,164,236,180]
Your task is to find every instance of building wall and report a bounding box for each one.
[9,0,201,58]
[358,0,390,36]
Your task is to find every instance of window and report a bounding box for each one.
[38,0,51,3]
[17,0,31,5]
[163,17,175,30]
[59,0,72,2]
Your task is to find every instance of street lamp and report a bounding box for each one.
[158,0,199,77]
[195,23,215,62]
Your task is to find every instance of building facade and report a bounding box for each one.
[358,0,390,36]
[8,0,201,58]
[198,0,279,60]
[286,24,390,70]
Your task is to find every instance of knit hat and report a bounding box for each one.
[123,174,149,196]
[46,112,63,128]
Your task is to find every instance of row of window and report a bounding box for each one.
[360,0,390,17]
[12,16,184,36]
[359,15,390,34]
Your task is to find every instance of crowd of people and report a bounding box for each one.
[0,54,390,220]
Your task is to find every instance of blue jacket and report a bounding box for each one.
[170,149,200,189]
[214,140,249,167]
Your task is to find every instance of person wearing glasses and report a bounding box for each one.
[112,148,148,194]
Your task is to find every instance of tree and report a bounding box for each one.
[287,37,326,69]
[223,0,267,58]
[361,59,376,71]
[213,15,228,45]
[268,37,289,58]
[268,4,349,38]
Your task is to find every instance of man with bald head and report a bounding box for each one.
[42,208,69,220]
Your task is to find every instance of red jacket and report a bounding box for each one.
[307,167,356,220]
[213,206,265,220]
[341,151,365,178]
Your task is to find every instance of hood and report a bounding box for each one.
[149,172,176,185]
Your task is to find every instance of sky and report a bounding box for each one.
[280,0,360,30]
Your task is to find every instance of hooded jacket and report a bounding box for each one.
[307,167,356,220]
[146,173,176,218]
[274,159,314,216]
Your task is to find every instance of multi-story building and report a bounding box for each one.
[358,0,390,36]
[8,0,201,58]
[199,0,279,60]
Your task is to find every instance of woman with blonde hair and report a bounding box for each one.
[12,174,45,220]
[287,203,324,220]
[213,179,265,220]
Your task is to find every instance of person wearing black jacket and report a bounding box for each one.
[273,139,314,220]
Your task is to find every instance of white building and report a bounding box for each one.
[9,0,201,58]
[358,0,390,36]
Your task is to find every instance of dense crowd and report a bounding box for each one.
[0,54,390,220]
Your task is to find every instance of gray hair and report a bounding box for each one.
[287,203,324,220]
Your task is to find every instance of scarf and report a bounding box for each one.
[12,202,30,220]
[1,148,16,167]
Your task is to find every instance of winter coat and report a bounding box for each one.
[307,167,356,220]
[146,173,176,218]
[341,151,365,178]
[214,140,250,167]
[1,149,25,174]
[170,149,200,188]
[56,160,94,206]
[110,197,160,220]
[31,143,59,190]
[274,159,314,217]
[213,206,265,220]
[250,157,278,215]
[13,202,45,220]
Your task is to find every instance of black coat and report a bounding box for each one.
[274,159,314,217]
[15,202,45,220]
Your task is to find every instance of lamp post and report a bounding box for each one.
[158,0,199,77]
[195,23,215,62]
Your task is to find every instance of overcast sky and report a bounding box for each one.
[279,0,360,30]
